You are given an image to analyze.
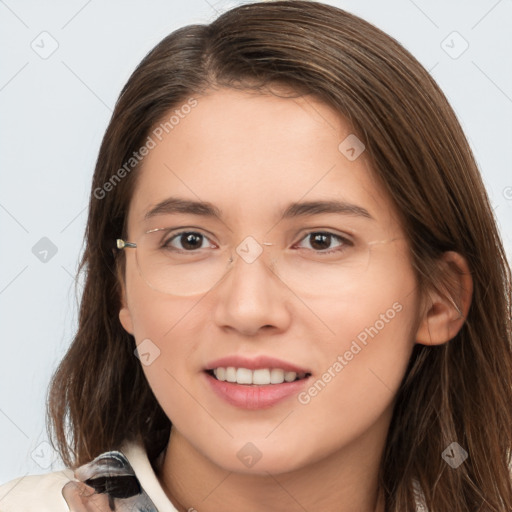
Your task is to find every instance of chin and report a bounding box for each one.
[206,442,313,476]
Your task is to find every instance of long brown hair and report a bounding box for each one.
[47,1,512,510]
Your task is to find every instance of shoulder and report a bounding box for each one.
[0,468,75,512]
[0,440,174,512]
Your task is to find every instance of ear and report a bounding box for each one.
[415,251,473,346]
[117,268,134,336]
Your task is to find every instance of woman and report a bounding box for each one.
[1,1,511,511]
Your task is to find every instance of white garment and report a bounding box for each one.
[0,440,179,512]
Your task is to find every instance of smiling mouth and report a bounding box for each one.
[205,368,312,386]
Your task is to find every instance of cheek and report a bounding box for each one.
[303,264,418,418]
[124,257,202,351]
[124,270,206,418]
[129,295,205,428]
[128,291,203,366]
[306,247,419,348]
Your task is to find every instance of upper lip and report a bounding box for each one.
[205,355,311,374]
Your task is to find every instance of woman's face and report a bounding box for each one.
[119,87,421,474]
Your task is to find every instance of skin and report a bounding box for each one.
[118,87,473,512]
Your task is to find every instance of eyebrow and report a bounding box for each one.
[144,197,373,222]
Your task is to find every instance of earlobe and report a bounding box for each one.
[119,306,134,335]
[118,279,134,335]
[415,251,473,346]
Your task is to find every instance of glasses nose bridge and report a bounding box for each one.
[229,235,278,266]
[221,240,280,286]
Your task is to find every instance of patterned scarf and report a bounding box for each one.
[61,450,159,511]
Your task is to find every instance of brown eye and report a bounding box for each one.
[163,231,211,251]
[296,231,351,254]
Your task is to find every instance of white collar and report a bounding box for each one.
[119,439,179,512]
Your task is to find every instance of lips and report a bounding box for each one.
[204,371,312,409]
[203,355,313,409]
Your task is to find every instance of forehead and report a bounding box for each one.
[126,88,400,235]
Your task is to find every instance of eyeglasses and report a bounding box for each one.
[116,227,403,297]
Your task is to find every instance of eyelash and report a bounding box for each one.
[160,229,353,255]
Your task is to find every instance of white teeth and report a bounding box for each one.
[225,367,237,383]
[270,368,284,384]
[214,367,225,381]
[284,371,297,382]
[236,368,253,384]
[210,367,308,385]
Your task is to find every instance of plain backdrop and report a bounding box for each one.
[1,0,511,484]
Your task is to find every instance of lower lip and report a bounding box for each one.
[204,371,311,410]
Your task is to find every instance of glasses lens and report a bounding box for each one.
[135,229,233,296]
[266,240,373,299]
[134,229,395,297]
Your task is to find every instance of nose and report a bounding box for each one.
[212,246,292,336]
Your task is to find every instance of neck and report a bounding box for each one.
[157,417,390,512]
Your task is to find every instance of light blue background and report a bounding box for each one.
[1,0,511,484]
